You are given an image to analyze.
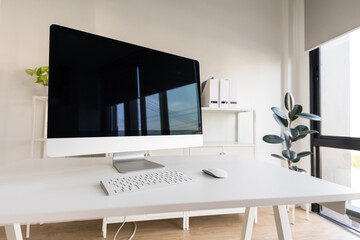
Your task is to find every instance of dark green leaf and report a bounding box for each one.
[300,130,319,135]
[271,154,286,161]
[296,113,321,121]
[284,92,294,111]
[291,125,309,141]
[298,168,306,173]
[273,113,288,128]
[291,165,306,172]
[289,104,303,121]
[281,132,288,148]
[291,165,298,171]
[263,135,284,144]
[271,107,287,120]
[286,128,299,139]
[295,125,308,132]
[282,150,297,160]
[291,157,300,163]
[297,151,312,158]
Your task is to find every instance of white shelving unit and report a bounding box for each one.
[30,96,48,159]
[196,107,255,158]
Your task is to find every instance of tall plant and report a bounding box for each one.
[263,92,321,172]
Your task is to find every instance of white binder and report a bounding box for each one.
[219,79,229,109]
[201,78,219,108]
[229,79,239,108]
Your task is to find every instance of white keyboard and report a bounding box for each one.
[100,169,194,195]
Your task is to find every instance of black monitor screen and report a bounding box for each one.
[48,25,202,138]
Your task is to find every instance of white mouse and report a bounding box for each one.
[202,168,228,178]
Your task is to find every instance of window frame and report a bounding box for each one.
[310,48,360,225]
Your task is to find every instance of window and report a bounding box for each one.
[310,29,360,232]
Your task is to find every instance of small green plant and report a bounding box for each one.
[25,66,49,86]
[263,92,321,172]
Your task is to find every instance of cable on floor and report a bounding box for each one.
[129,222,137,240]
[113,216,137,240]
[114,216,126,240]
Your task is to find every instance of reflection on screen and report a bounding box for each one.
[167,84,201,134]
[146,93,161,135]
[111,83,200,136]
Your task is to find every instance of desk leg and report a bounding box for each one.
[273,205,293,240]
[241,207,256,240]
[5,224,23,240]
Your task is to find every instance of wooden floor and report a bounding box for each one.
[0,207,359,240]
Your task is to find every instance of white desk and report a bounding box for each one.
[1,155,360,240]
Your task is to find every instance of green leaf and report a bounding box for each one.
[263,135,284,144]
[273,113,288,128]
[25,69,34,76]
[289,104,303,121]
[300,130,319,135]
[282,150,297,160]
[271,107,287,120]
[291,151,311,163]
[281,132,288,148]
[40,66,49,72]
[286,128,299,139]
[284,92,294,111]
[36,67,42,76]
[38,75,47,83]
[291,165,306,172]
[291,125,309,141]
[291,157,300,163]
[297,151,312,158]
[271,154,286,161]
[296,113,321,121]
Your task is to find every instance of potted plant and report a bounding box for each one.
[25,66,49,95]
[263,92,321,172]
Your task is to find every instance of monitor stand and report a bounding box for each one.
[112,151,164,173]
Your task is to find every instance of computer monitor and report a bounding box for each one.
[47,25,203,172]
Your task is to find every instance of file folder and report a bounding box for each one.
[219,79,229,109]
[201,78,219,108]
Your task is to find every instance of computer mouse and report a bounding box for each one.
[202,168,228,178]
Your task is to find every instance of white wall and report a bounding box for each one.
[0,0,283,164]
[286,0,312,172]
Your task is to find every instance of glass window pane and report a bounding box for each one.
[320,28,360,137]
[320,147,360,230]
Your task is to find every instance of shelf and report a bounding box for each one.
[201,107,253,113]
[202,142,255,147]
